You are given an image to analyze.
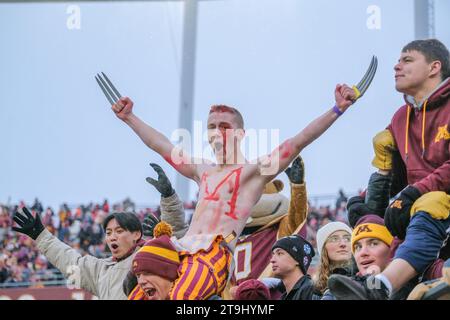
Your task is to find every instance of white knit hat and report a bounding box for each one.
[316,222,352,256]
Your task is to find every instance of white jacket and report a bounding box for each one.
[36,229,134,300]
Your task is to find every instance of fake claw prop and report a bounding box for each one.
[352,55,378,101]
[95,72,122,105]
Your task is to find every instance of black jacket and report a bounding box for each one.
[281,275,320,300]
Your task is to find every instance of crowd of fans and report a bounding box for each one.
[0,198,159,287]
[0,190,350,288]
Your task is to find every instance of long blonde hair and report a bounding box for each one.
[313,244,352,294]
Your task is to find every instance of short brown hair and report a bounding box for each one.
[209,104,244,129]
[402,39,450,80]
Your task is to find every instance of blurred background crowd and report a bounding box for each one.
[0,189,351,288]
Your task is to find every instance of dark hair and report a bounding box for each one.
[402,39,450,80]
[103,212,143,239]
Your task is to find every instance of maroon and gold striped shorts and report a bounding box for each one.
[169,236,232,300]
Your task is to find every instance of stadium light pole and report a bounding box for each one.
[0,0,215,203]
[414,0,435,39]
[176,0,197,204]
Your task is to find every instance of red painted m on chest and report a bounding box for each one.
[201,167,243,220]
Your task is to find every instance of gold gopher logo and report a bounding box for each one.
[355,225,373,236]
[435,125,450,143]
[132,261,138,270]
[391,200,403,209]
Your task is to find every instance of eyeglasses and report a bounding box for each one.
[327,235,351,243]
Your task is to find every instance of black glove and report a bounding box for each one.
[365,172,392,216]
[123,270,138,297]
[347,172,393,228]
[145,163,175,198]
[284,156,305,184]
[142,213,160,237]
[347,196,376,228]
[12,207,45,240]
[384,185,421,239]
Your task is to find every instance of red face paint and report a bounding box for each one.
[220,127,228,162]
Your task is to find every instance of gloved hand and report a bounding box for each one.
[347,196,375,228]
[371,129,397,171]
[384,185,422,239]
[347,172,393,227]
[284,156,305,184]
[145,163,175,198]
[411,191,450,220]
[12,207,45,240]
[142,213,160,238]
[364,172,392,216]
[123,270,138,297]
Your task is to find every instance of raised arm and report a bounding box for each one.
[112,97,200,182]
[13,207,103,296]
[280,156,308,237]
[259,84,356,181]
[290,84,354,151]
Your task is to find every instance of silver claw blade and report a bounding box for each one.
[101,72,122,100]
[355,56,375,88]
[355,55,378,97]
[96,73,119,104]
[95,75,115,105]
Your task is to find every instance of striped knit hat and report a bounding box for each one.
[132,221,180,281]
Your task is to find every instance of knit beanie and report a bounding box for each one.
[235,279,270,300]
[351,215,394,253]
[132,221,180,281]
[272,235,315,275]
[316,222,352,256]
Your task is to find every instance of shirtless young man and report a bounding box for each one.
[110,83,357,299]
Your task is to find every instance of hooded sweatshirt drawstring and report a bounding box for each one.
[404,100,428,161]
[421,100,428,157]
[405,106,411,161]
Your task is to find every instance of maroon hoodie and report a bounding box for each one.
[387,78,450,194]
